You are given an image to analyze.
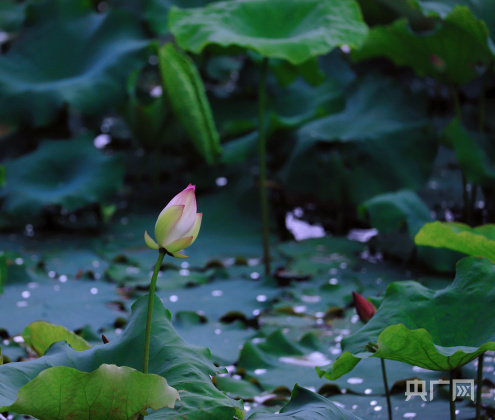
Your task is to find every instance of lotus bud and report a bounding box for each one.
[144,184,202,258]
[352,291,376,324]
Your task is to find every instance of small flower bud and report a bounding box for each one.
[352,291,376,324]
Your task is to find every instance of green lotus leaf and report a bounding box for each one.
[317,257,495,380]
[159,43,222,164]
[168,0,368,65]
[415,221,495,261]
[442,118,495,188]
[22,321,92,356]
[2,364,179,419]
[360,190,462,272]
[415,0,495,49]
[0,0,149,126]
[248,384,362,419]
[0,1,26,33]
[281,75,437,207]
[359,190,433,236]
[1,135,125,228]
[0,294,244,419]
[353,6,492,85]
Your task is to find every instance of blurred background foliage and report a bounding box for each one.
[0,0,494,273]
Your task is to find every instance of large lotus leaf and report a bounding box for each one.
[360,190,462,272]
[248,384,362,420]
[159,43,222,164]
[0,1,26,33]
[0,294,244,419]
[359,190,432,236]
[415,221,495,261]
[1,136,125,227]
[281,76,437,207]
[415,0,495,50]
[0,0,149,126]
[22,321,91,356]
[2,364,179,419]
[168,0,368,65]
[317,257,495,380]
[353,6,492,85]
[442,118,495,188]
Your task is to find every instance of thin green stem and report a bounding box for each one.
[143,249,166,374]
[258,57,270,276]
[462,174,471,224]
[450,84,461,121]
[380,358,393,420]
[450,369,456,420]
[450,85,473,223]
[479,68,487,132]
[476,354,484,420]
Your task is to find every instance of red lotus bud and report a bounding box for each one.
[352,291,376,324]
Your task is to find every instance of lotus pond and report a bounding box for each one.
[1,0,495,419]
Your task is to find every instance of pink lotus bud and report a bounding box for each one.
[144,184,202,258]
[352,291,376,324]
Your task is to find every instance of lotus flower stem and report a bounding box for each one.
[258,56,270,276]
[450,369,456,420]
[450,84,473,224]
[476,354,484,420]
[380,358,392,420]
[143,249,166,374]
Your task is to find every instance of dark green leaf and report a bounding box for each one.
[359,190,432,236]
[248,384,362,419]
[442,118,495,188]
[0,0,149,126]
[281,76,436,207]
[1,136,125,228]
[353,6,492,85]
[415,0,495,50]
